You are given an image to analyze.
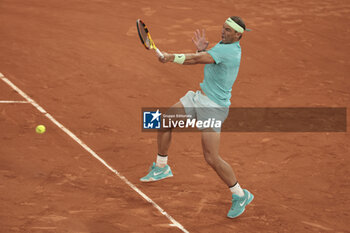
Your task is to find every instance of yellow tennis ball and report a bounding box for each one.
[36,125,46,134]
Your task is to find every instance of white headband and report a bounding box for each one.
[225,18,244,33]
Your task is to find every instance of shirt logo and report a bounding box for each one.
[143,109,161,129]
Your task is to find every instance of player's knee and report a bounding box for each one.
[157,127,172,134]
[203,151,219,167]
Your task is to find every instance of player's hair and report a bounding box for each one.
[230,16,246,40]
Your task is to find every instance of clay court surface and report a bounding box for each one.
[0,0,349,232]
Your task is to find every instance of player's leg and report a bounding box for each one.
[157,101,187,156]
[201,129,254,218]
[201,129,237,186]
[140,101,186,182]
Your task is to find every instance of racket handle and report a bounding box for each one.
[155,48,164,58]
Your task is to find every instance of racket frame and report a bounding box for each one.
[136,19,164,58]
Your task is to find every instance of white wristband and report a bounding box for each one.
[173,54,186,64]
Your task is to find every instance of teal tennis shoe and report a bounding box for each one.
[140,162,173,182]
[227,189,254,218]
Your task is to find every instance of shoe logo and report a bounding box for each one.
[154,167,169,176]
[239,199,246,206]
[153,171,163,176]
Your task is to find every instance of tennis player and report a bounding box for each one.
[140,16,253,218]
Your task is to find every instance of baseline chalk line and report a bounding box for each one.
[0,72,189,233]
[0,100,29,104]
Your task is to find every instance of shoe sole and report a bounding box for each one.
[140,174,173,183]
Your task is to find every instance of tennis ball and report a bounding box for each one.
[36,125,46,134]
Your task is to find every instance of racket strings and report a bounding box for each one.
[136,19,159,52]
[137,21,151,49]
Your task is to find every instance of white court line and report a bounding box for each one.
[0,100,28,104]
[0,72,189,233]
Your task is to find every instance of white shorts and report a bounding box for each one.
[180,90,229,132]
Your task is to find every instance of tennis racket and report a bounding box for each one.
[136,19,164,58]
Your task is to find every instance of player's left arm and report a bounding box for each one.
[159,52,215,65]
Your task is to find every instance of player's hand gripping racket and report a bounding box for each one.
[136,19,164,58]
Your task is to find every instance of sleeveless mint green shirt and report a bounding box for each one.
[200,41,241,107]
